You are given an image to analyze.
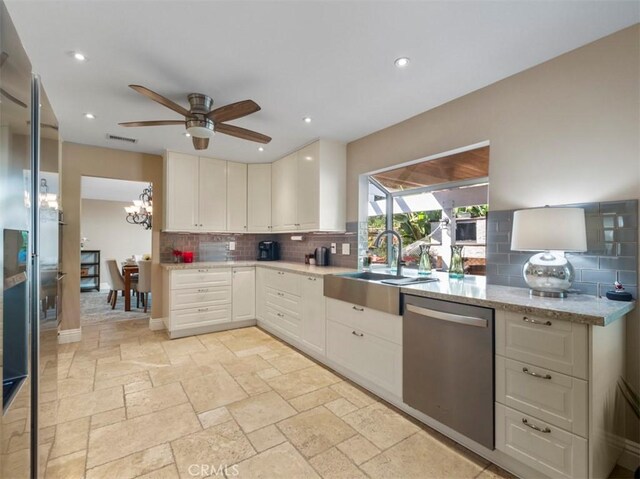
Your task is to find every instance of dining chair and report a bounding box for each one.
[135,260,152,313]
[105,259,127,309]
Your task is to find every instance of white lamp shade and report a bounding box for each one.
[511,207,587,252]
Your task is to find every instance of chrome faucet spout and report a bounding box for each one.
[373,229,403,277]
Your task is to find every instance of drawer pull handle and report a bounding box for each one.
[352,331,364,337]
[197,289,209,293]
[522,367,552,380]
[198,269,209,273]
[277,271,285,275]
[522,418,551,434]
[198,308,209,312]
[522,316,552,326]
[352,306,364,312]
[307,277,316,281]
[276,312,284,318]
[277,292,284,297]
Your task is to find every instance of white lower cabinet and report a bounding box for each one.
[325,298,402,398]
[300,275,325,355]
[232,267,255,321]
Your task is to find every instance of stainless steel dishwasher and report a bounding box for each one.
[403,294,495,449]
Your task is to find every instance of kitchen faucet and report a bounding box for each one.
[373,229,403,277]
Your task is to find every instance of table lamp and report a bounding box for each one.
[510,207,587,298]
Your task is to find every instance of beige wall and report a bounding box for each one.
[81,199,152,289]
[61,143,163,330]
[347,25,640,441]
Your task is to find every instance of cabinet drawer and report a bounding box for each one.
[326,298,402,345]
[171,304,231,328]
[170,286,231,311]
[496,356,587,437]
[263,268,301,296]
[327,319,402,397]
[496,403,587,479]
[496,311,588,379]
[265,306,300,340]
[265,287,301,317]
[171,268,231,290]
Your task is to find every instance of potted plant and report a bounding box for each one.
[618,376,640,478]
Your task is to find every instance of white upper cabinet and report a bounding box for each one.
[248,163,272,233]
[272,140,346,233]
[199,157,227,232]
[164,152,200,231]
[226,161,247,232]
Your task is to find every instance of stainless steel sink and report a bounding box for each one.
[336,271,401,281]
[324,272,402,315]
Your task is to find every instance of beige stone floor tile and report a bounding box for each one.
[476,463,519,479]
[190,349,236,373]
[124,377,153,394]
[228,391,297,433]
[161,337,206,360]
[120,341,165,360]
[336,434,381,466]
[235,373,272,396]
[50,417,90,459]
[7,431,30,454]
[2,449,30,479]
[95,354,170,381]
[258,349,282,360]
[57,377,95,399]
[360,431,486,479]
[91,408,127,430]
[45,450,86,479]
[57,386,124,424]
[171,420,255,479]
[126,382,188,418]
[267,366,341,400]
[181,370,247,413]
[232,441,319,479]
[330,382,375,408]
[85,443,174,479]
[198,407,232,429]
[148,359,205,387]
[94,370,150,392]
[40,400,58,429]
[341,402,419,450]
[277,406,357,458]
[267,352,316,374]
[40,425,56,445]
[325,398,359,417]
[309,447,367,479]
[221,355,273,377]
[87,403,200,468]
[235,345,273,358]
[288,387,342,412]
[220,335,273,355]
[137,463,180,479]
[73,345,121,362]
[256,367,282,380]
[246,425,286,452]
[66,359,97,380]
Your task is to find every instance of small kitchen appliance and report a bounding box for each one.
[258,241,279,261]
[314,247,329,266]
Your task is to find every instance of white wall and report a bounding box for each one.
[80,199,152,289]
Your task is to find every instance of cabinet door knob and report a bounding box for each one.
[351,330,364,337]
[352,306,364,312]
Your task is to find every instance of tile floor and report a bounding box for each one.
[45,319,632,479]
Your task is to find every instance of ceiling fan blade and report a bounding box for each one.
[118,120,185,127]
[215,123,271,144]
[129,85,191,117]
[207,99,260,122]
[192,137,209,150]
[1,88,27,108]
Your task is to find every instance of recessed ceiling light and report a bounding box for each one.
[84,113,95,119]
[184,132,191,137]
[394,57,410,68]
[258,146,264,152]
[73,52,86,61]
[303,117,312,123]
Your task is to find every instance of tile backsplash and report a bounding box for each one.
[160,222,359,268]
[486,200,638,298]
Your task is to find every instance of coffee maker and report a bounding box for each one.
[258,241,279,261]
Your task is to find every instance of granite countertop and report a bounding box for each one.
[160,260,355,277]
[401,272,635,327]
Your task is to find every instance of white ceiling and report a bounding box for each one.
[6,1,639,163]
[81,176,149,203]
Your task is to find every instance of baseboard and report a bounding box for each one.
[148,317,166,331]
[618,438,640,471]
[58,328,82,344]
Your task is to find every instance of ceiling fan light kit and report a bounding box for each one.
[119,85,271,150]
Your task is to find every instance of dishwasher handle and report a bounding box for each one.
[405,304,488,328]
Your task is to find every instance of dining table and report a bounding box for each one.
[121,264,139,312]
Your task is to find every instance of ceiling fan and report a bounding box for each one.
[119,85,271,150]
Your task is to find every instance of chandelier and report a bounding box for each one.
[124,184,153,230]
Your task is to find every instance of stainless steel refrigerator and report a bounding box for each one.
[1,2,60,477]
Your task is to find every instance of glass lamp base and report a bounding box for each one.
[523,251,574,298]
